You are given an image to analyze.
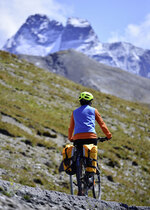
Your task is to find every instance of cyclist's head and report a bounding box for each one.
[79,91,94,105]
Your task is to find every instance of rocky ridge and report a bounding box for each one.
[18,49,150,104]
[0,180,150,210]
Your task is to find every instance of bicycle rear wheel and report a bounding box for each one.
[75,165,101,199]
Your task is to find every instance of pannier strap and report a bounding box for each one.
[65,147,68,159]
[86,157,97,161]
[87,166,97,169]
[91,158,97,161]
[64,148,72,166]
[88,149,97,162]
[88,149,90,158]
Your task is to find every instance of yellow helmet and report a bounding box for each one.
[79,91,94,101]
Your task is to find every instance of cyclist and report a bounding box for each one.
[68,91,112,147]
[68,91,112,196]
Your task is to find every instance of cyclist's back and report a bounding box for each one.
[68,91,112,146]
[73,105,95,135]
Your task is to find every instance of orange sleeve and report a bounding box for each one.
[68,112,75,141]
[95,109,112,139]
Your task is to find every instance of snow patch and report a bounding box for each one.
[5,37,15,48]
[37,34,48,43]
[39,21,49,30]
[67,17,90,28]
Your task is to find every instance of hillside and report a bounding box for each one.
[0,50,150,206]
[18,49,150,104]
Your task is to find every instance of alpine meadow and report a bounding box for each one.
[0,50,150,207]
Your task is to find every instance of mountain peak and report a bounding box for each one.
[2,14,150,78]
[26,14,49,24]
[59,17,99,52]
[25,14,63,31]
[3,14,64,56]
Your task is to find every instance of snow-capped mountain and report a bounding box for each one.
[3,14,150,78]
[59,17,101,53]
[92,42,146,76]
[3,14,64,56]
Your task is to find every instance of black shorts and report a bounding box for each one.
[73,139,97,149]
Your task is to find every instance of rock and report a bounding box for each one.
[0,179,149,210]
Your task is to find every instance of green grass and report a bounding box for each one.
[0,50,150,206]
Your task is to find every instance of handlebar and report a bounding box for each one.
[97,137,110,142]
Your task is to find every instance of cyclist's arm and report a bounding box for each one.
[68,112,75,141]
[95,109,112,139]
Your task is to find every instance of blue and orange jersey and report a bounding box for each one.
[68,105,112,141]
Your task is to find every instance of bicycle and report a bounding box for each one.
[69,137,109,200]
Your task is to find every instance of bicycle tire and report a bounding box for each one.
[83,164,101,199]
[72,150,101,198]
[69,152,85,196]
[77,160,101,199]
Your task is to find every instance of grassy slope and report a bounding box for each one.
[0,51,150,206]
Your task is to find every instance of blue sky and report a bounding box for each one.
[0,0,150,49]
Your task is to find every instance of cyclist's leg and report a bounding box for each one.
[76,157,82,195]
[74,145,84,196]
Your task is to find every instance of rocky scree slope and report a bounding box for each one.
[0,51,150,206]
[19,49,150,104]
[0,180,150,210]
[3,14,150,78]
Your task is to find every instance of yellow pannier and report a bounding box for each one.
[83,144,97,173]
[62,144,76,175]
